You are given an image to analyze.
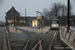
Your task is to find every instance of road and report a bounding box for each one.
[0,27,5,50]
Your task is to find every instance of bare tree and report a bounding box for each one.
[49,2,67,17]
[43,8,50,17]
[59,4,67,16]
[43,2,73,17]
[70,3,73,16]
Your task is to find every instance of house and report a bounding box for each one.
[5,6,20,25]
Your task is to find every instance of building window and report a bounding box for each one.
[32,20,37,27]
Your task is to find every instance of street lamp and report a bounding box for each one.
[36,11,42,15]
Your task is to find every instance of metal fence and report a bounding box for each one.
[60,27,75,49]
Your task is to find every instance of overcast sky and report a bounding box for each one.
[0,0,75,22]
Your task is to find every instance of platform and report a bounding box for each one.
[9,26,22,33]
[17,26,50,33]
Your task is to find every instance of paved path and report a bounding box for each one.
[18,27,50,33]
[9,27,22,33]
[8,26,28,50]
[7,26,70,50]
[0,27,5,50]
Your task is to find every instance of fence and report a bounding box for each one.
[60,27,75,49]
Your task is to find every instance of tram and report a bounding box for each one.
[50,18,59,30]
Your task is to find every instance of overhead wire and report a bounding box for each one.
[48,0,53,10]
[51,0,54,6]
[19,0,30,10]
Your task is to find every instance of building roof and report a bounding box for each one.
[19,16,37,20]
[6,6,19,15]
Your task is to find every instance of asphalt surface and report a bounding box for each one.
[0,27,5,50]
[8,33,28,50]
[7,27,72,50]
[18,29,71,50]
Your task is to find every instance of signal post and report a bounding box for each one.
[15,15,17,34]
[36,11,43,33]
[41,15,43,33]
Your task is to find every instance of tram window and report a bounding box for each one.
[52,21,57,24]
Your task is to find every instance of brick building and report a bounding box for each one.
[5,6,75,27]
[5,6,20,25]
[5,6,45,28]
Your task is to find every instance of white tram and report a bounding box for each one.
[50,18,59,30]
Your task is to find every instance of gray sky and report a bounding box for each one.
[0,0,75,22]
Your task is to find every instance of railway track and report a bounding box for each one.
[31,30,57,50]
[23,31,30,50]
[48,31,57,50]
[19,29,40,50]
[18,28,58,50]
[31,30,53,50]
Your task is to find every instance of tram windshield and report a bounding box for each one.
[52,21,57,24]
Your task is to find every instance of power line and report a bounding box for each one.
[49,0,53,9]
[50,0,54,5]
[19,0,29,10]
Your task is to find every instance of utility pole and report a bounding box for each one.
[62,5,64,26]
[15,15,17,34]
[55,3,57,16]
[67,0,70,33]
[25,9,26,26]
[25,9,26,17]
[36,11,37,17]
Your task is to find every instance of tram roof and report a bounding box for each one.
[51,19,59,20]
[51,16,58,19]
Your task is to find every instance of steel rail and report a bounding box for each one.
[23,35,30,50]
[48,31,57,50]
[17,29,32,50]
[42,31,53,41]
[18,28,55,50]
[22,30,30,50]
[31,30,53,50]
[19,29,40,50]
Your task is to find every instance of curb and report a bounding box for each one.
[3,28,8,50]
[6,29,11,50]
[3,27,11,50]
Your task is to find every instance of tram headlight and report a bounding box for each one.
[54,25,56,27]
